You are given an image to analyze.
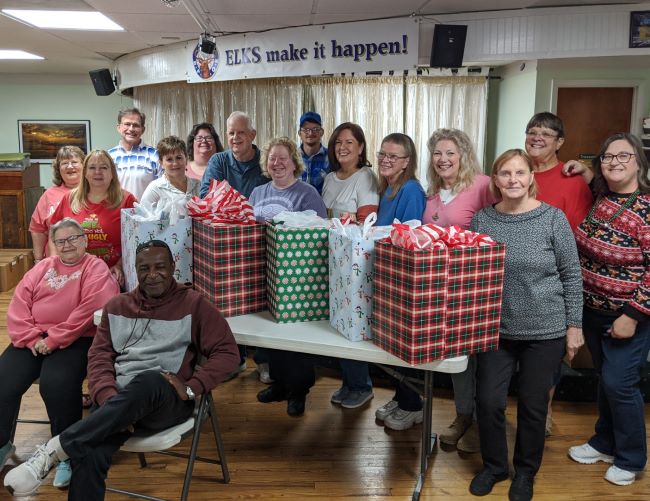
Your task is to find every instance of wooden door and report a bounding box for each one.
[556,87,634,162]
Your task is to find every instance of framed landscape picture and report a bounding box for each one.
[630,11,650,48]
[18,120,91,162]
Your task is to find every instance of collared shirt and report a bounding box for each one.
[300,144,329,195]
[200,147,265,198]
[108,143,160,200]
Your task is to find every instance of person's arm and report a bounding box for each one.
[139,181,160,208]
[562,160,594,184]
[619,221,650,335]
[356,169,380,223]
[392,182,426,223]
[31,231,48,262]
[199,153,225,198]
[43,259,119,351]
[301,185,328,218]
[6,267,45,348]
[87,306,119,406]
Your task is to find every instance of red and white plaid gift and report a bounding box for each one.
[372,235,505,365]
[187,179,256,225]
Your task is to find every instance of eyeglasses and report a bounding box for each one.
[601,152,635,164]
[53,234,85,247]
[194,135,214,143]
[377,152,408,164]
[525,130,559,140]
[300,127,322,135]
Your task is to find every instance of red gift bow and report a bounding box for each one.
[187,179,256,226]
[388,223,495,250]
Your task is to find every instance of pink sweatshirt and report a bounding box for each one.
[7,253,120,351]
[422,174,497,229]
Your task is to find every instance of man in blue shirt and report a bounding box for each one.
[298,112,329,195]
[200,111,266,198]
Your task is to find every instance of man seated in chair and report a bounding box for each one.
[4,240,240,500]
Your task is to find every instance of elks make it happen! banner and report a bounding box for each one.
[187,17,419,82]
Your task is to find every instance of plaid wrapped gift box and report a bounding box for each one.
[266,223,329,323]
[192,219,266,317]
[372,240,505,365]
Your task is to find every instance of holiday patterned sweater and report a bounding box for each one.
[576,191,650,321]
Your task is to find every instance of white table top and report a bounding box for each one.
[226,311,467,374]
[94,309,467,374]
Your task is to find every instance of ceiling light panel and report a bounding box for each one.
[0,49,44,59]
[2,9,124,30]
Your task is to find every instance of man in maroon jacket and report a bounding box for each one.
[5,240,239,500]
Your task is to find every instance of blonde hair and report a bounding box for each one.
[490,148,538,198]
[260,137,305,178]
[70,149,125,213]
[426,129,482,196]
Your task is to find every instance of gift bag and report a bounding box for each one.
[266,219,330,323]
[328,214,391,341]
[372,229,505,365]
[121,208,193,291]
[192,219,266,317]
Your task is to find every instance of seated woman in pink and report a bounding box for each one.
[29,146,84,263]
[0,218,119,488]
[50,150,136,288]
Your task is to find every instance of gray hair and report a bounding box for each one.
[227,111,254,131]
[49,218,85,240]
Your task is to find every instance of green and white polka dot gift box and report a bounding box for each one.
[266,223,330,323]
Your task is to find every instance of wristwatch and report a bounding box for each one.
[185,386,196,400]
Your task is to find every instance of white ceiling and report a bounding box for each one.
[0,0,640,75]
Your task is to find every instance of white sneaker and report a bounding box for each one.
[375,400,399,421]
[568,443,614,464]
[384,408,423,431]
[4,443,61,496]
[605,465,637,486]
[257,363,273,384]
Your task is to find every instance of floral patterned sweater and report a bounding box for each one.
[576,191,650,321]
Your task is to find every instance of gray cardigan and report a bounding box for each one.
[470,202,582,341]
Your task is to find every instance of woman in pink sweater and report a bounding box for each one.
[0,218,119,488]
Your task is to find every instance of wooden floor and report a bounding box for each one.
[0,290,648,500]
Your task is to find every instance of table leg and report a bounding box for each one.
[412,370,435,501]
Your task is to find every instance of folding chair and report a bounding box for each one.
[10,380,50,443]
[105,391,230,501]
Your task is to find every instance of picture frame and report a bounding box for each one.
[18,120,91,163]
[629,11,650,48]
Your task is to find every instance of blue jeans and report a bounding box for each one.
[339,360,372,393]
[583,308,650,472]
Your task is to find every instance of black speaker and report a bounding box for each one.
[89,68,115,96]
[430,24,467,68]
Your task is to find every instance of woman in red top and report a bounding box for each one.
[50,149,136,287]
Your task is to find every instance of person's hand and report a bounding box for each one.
[160,371,188,400]
[110,264,124,288]
[565,326,584,361]
[610,314,638,339]
[562,160,594,184]
[33,339,51,356]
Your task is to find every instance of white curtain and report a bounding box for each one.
[134,75,488,190]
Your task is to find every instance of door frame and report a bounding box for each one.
[549,79,645,136]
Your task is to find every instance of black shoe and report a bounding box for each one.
[287,397,305,416]
[509,473,534,501]
[257,385,285,403]
[469,469,509,496]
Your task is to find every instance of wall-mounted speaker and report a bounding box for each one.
[89,68,115,96]
[430,24,467,68]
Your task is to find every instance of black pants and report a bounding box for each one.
[268,349,315,399]
[0,337,92,445]
[60,370,194,501]
[476,337,565,477]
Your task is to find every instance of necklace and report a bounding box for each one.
[585,190,639,237]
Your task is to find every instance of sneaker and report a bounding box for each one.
[439,414,473,445]
[287,397,306,417]
[508,473,534,501]
[605,465,637,486]
[375,400,399,421]
[457,421,480,453]
[545,413,553,437]
[257,363,273,384]
[330,386,349,405]
[384,407,423,431]
[568,443,614,464]
[341,390,374,409]
[469,468,509,496]
[0,441,16,469]
[3,443,61,496]
[224,361,247,381]
[52,460,71,488]
[256,384,286,403]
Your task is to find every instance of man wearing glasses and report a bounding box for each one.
[108,107,161,201]
[298,112,329,194]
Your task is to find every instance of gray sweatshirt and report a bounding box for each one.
[470,202,582,340]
